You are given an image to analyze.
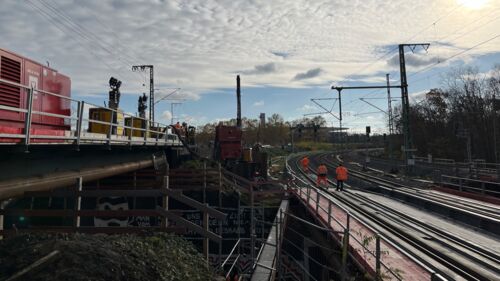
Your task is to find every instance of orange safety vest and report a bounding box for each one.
[336,166,348,181]
[301,157,310,167]
[317,165,327,176]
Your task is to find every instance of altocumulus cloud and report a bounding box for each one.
[242,63,278,75]
[293,68,324,81]
[388,53,439,68]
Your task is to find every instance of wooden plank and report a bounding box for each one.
[161,189,226,219]
[155,207,221,242]
[6,250,61,281]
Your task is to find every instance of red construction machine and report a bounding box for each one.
[213,75,267,179]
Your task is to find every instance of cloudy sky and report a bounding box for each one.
[1,0,500,133]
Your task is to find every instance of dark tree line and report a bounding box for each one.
[195,114,328,147]
[395,65,500,162]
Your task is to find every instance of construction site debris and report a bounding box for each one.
[0,233,215,281]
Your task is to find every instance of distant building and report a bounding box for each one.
[260,113,266,127]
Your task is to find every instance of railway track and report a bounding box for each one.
[287,153,500,281]
[317,153,500,228]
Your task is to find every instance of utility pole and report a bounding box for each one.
[132,65,154,122]
[386,74,394,135]
[492,89,499,179]
[331,44,429,174]
[338,89,343,149]
[236,75,242,128]
[399,44,430,173]
[386,74,395,169]
[332,85,401,155]
[308,97,344,148]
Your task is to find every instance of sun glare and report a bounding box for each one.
[457,0,489,9]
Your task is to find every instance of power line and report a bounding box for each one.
[334,3,478,114]
[436,9,500,45]
[343,9,500,118]
[350,32,500,126]
[28,0,143,83]
[334,2,465,88]
[39,0,141,67]
[69,0,149,63]
[409,32,500,79]
[24,0,131,81]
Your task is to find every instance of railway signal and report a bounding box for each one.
[132,65,154,122]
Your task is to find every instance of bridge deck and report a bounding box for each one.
[0,77,183,149]
[0,128,183,147]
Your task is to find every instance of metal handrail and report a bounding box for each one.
[441,175,500,186]
[0,77,182,147]
[225,254,241,279]
[220,239,241,269]
[285,157,437,280]
[292,185,407,280]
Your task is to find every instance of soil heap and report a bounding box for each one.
[0,232,215,281]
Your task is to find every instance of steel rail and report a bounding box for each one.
[291,154,457,279]
[288,156,418,281]
[320,153,500,219]
[302,152,499,280]
[343,190,500,273]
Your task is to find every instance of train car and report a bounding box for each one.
[0,48,71,142]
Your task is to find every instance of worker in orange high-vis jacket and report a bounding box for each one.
[316,163,328,187]
[335,163,348,191]
[300,156,310,173]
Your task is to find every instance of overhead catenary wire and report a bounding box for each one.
[23,0,132,81]
[409,32,500,80]
[38,0,142,68]
[347,27,500,127]
[25,0,143,84]
[336,3,499,117]
[343,8,500,122]
[70,0,149,64]
[334,1,465,89]
[312,3,466,112]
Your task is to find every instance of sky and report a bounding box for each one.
[1,0,500,134]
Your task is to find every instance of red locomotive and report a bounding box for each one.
[0,48,71,142]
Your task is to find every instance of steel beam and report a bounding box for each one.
[0,158,160,200]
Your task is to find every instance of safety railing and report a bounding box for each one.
[440,175,500,196]
[0,77,182,149]
[219,239,242,279]
[415,156,499,176]
[286,161,443,281]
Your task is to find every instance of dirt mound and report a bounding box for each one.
[0,233,215,281]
